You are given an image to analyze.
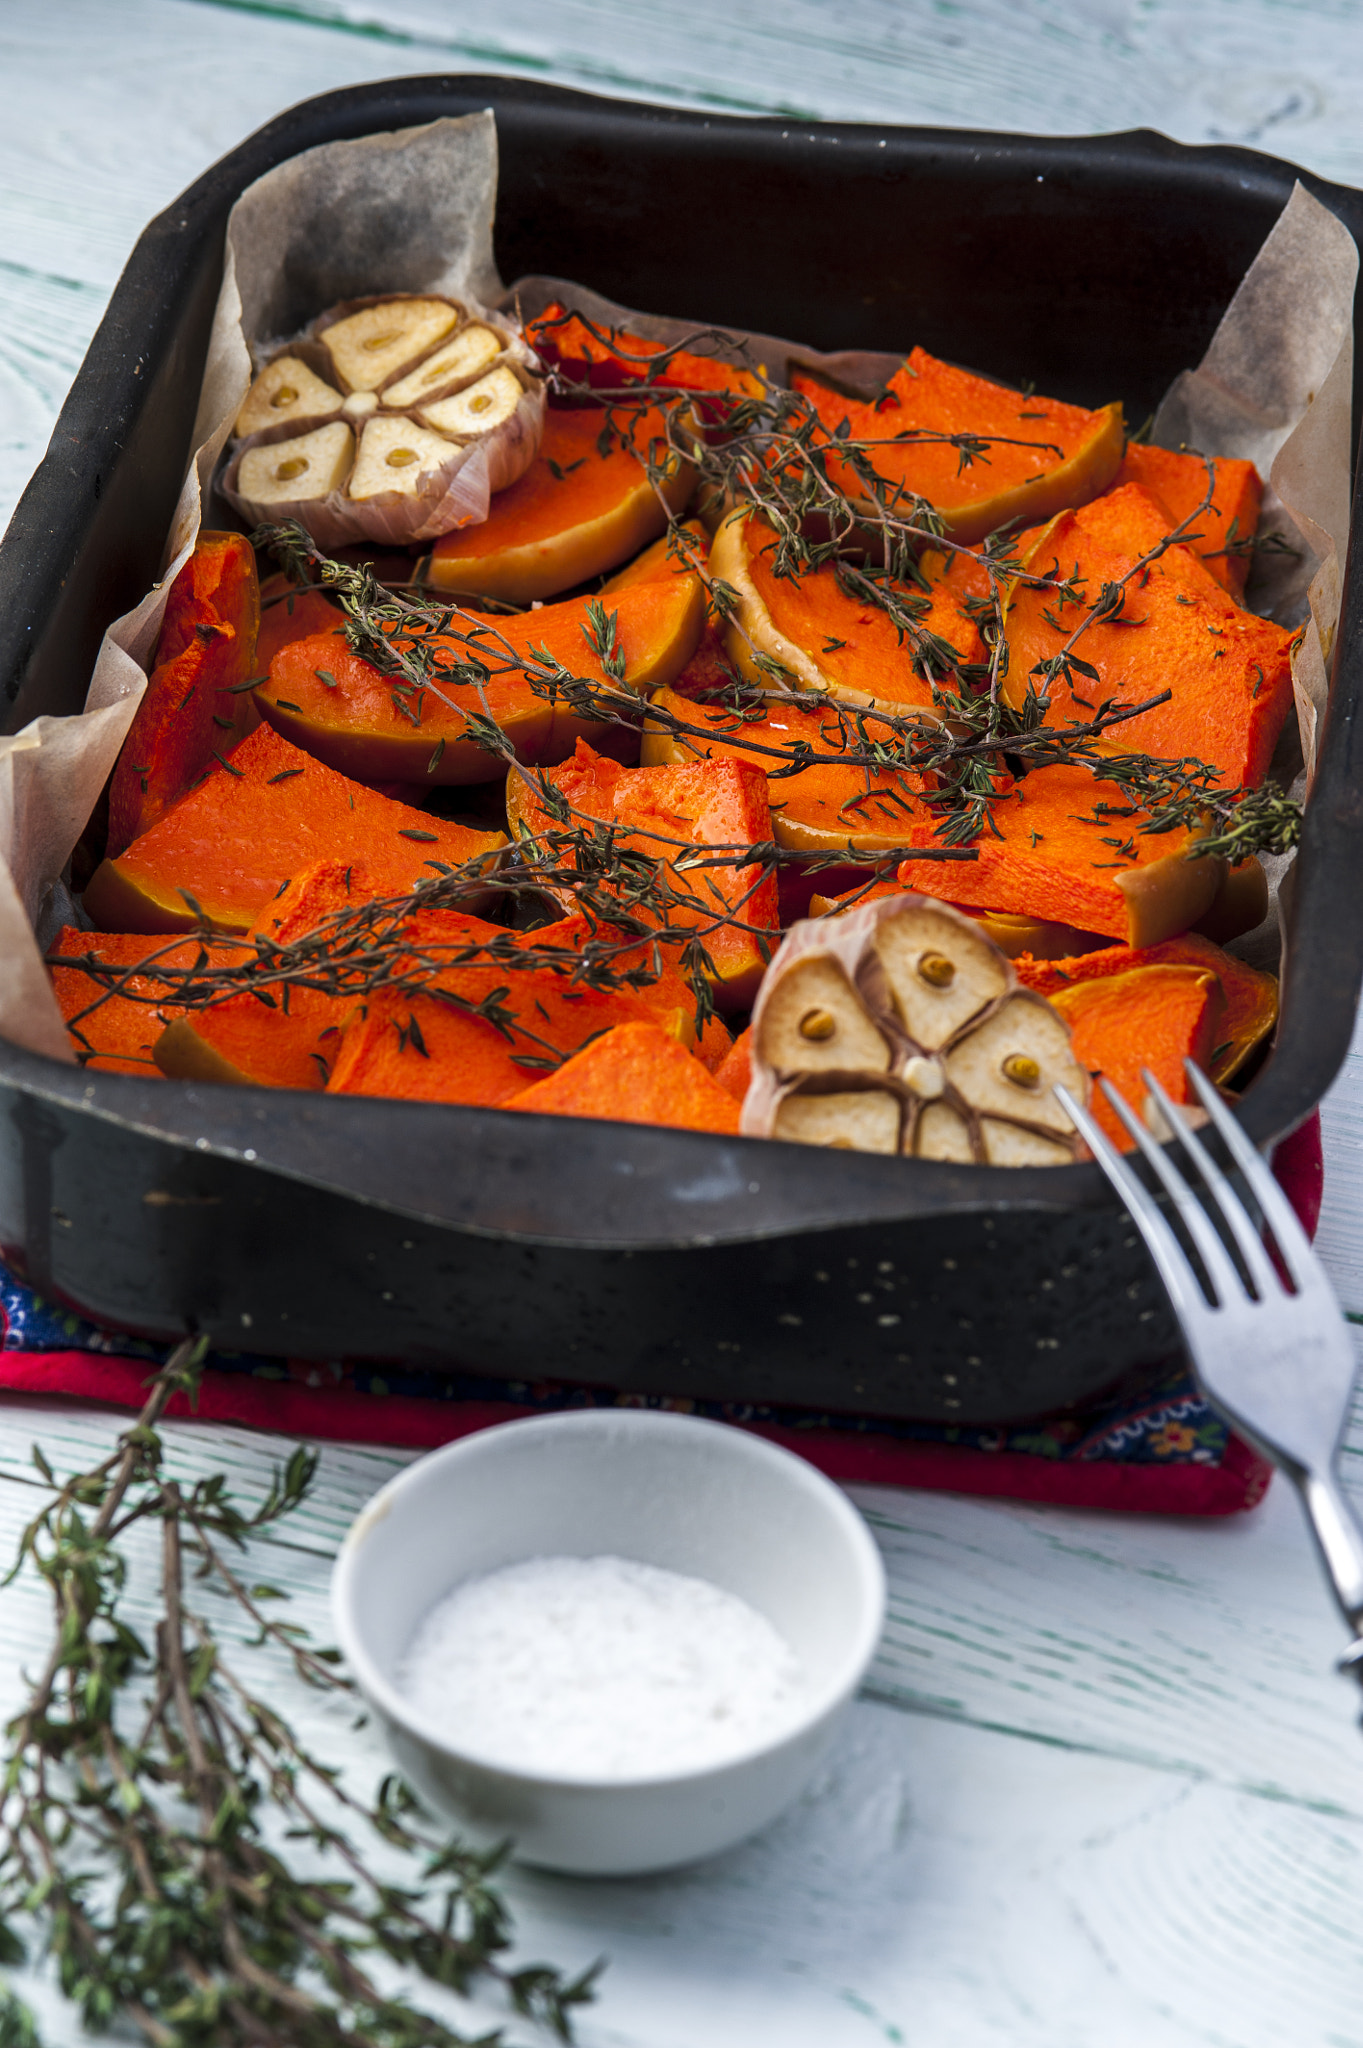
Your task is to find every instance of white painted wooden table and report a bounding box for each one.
[5,5,1363,2042]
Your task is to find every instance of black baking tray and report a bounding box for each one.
[3,77,1363,1426]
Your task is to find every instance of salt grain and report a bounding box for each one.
[398,1554,808,1780]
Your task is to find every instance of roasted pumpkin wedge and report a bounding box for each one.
[709,509,979,714]
[894,761,1223,947]
[255,581,345,671]
[422,405,695,602]
[506,739,780,1008]
[600,519,710,593]
[740,893,1088,1164]
[643,682,930,857]
[147,861,486,1088]
[324,961,684,1107]
[1014,929,1277,1086]
[1004,483,1294,789]
[255,573,704,785]
[1111,442,1263,597]
[791,347,1123,545]
[107,533,261,857]
[526,303,765,413]
[520,912,731,1068]
[46,927,251,1074]
[83,725,506,935]
[506,1019,742,1134]
[1048,963,1224,1149]
[713,1024,754,1102]
[805,877,1112,961]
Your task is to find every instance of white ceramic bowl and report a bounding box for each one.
[331,1408,886,1875]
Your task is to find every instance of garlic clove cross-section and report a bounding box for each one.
[740,892,1089,1164]
[321,299,463,393]
[348,416,463,501]
[235,356,343,439]
[421,365,524,440]
[235,422,355,506]
[385,324,505,409]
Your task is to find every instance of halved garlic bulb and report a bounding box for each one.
[740,893,1089,1164]
[223,294,545,547]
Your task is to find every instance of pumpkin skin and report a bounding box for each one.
[255,573,704,786]
[423,405,695,603]
[791,347,1124,545]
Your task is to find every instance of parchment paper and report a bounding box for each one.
[0,143,1353,1063]
[0,112,502,1061]
[1152,181,1358,778]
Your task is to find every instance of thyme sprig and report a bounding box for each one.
[0,1344,598,2048]
[226,361,1308,1042]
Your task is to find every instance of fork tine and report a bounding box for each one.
[1053,1084,1216,1324]
[1179,1060,1319,1291]
[1140,1068,1284,1300]
[1091,1078,1249,1308]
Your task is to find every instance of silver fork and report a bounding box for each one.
[1055,1063,1363,1696]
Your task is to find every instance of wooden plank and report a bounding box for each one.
[0,1394,1360,1819]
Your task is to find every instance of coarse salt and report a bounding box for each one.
[397,1553,809,1780]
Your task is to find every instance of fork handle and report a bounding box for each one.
[1297,1472,1363,1679]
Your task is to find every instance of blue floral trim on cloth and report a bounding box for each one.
[0,1257,1228,1468]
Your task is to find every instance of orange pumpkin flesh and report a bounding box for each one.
[47,927,251,1075]
[643,682,929,856]
[1014,929,1277,1086]
[506,1020,741,1134]
[1049,963,1223,1150]
[792,347,1123,544]
[325,962,682,1107]
[895,761,1221,947]
[256,574,703,785]
[1111,442,1262,597]
[256,582,344,671]
[148,861,470,1089]
[713,1024,753,1103]
[83,724,506,936]
[506,740,780,1008]
[423,406,695,603]
[710,510,977,714]
[107,533,261,857]
[1004,483,1293,789]
[527,303,765,412]
[600,519,710,592]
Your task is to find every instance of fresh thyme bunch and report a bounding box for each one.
[0,1343,597,2048]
